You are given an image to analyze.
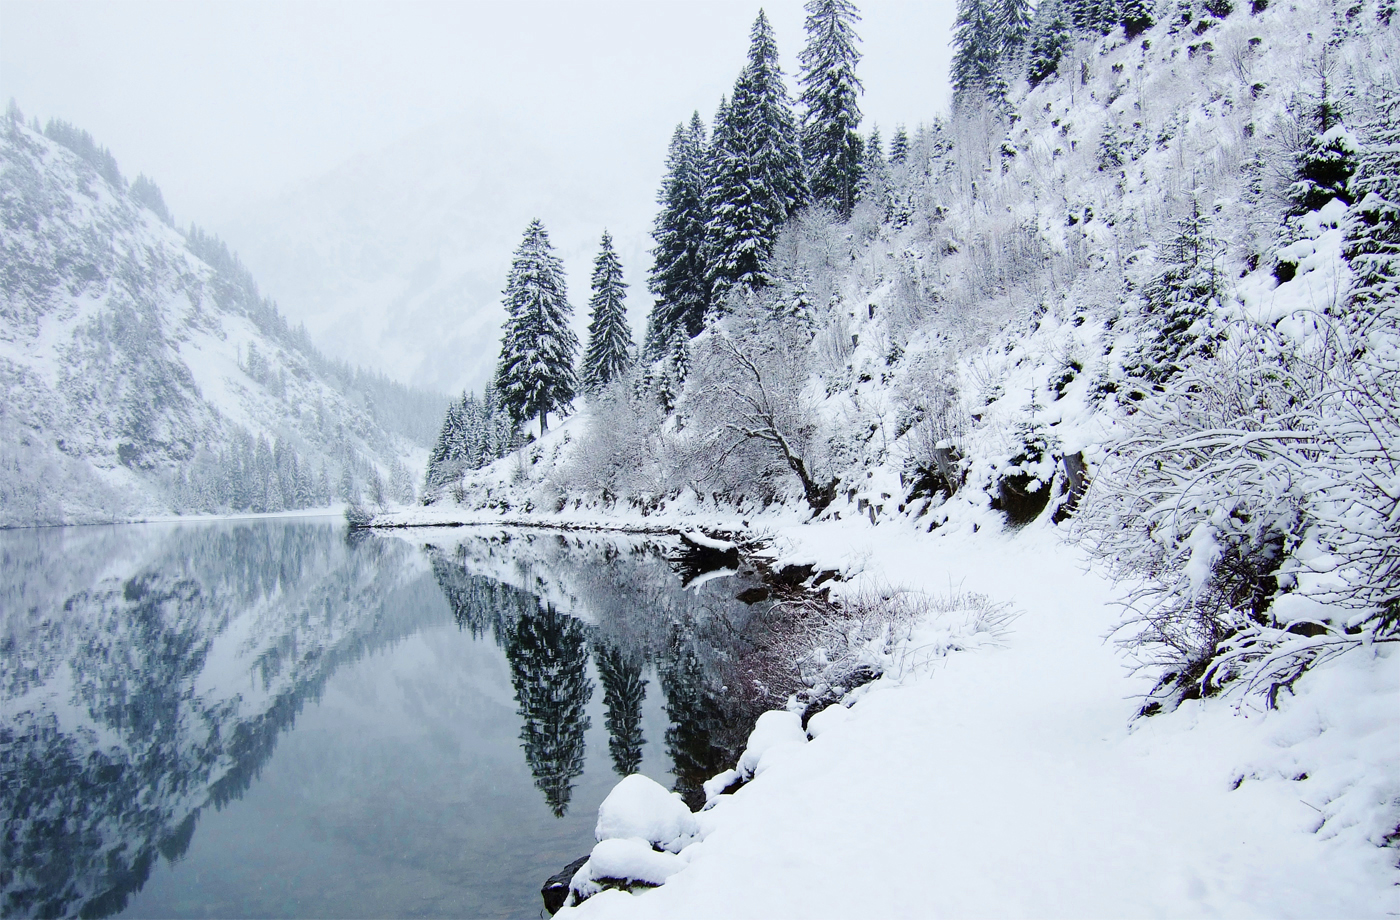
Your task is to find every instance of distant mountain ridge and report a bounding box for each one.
[0,111,448,526]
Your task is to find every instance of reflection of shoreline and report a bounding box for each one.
[0,522,429,920]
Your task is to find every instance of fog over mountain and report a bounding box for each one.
[1,1,956,394]
[217,109,659,397]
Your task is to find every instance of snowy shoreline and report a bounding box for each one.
[373,502,1399,917]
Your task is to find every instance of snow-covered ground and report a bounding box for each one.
[553,511,1397,917]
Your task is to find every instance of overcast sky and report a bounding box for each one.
[1,0,957,389]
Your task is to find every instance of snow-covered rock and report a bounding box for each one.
[594,774,699,853]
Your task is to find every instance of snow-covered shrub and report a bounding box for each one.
[1079,305,1400,710]
[752,585,1013,719]
[567,375,677,505]
[681,300,836,512]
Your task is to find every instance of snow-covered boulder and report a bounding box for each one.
[737,710,808,780]
[594,773,699,853]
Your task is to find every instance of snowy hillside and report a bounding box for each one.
[0,113,444,526]
[380,0,1399,910]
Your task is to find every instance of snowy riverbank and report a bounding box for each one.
[371,501,1399,917]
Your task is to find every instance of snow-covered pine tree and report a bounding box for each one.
[704,11,808,300]
[1026,0,1072,86]
[1287,124,1357,216]
[1130,197,1225,383]
[857,124,893,217]
[951,0,1010,109]
[889,124,909,164]
[646,113,712,358]
[426,393,464,487]
[1343,84,1400,322]
[997,0,1033,61]
[495,220,579,434]
[582,231,634,392]
[798,0,865,220]
[1068,0,1119,35]
[1119,0,1154,37]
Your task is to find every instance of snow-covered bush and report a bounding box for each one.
[682,299,836,512]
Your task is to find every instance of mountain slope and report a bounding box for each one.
[0,114,444,526]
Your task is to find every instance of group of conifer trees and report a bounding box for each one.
[644,0,866,363]
[951,0,1155,104]
[426,0,868,491]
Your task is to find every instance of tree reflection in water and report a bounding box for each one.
[594,641,647,777]
[2,524,779,919]
[504,603,594,817]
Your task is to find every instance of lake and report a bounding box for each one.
[0,519,775,919]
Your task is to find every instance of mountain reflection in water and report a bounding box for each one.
[0,520,773,919]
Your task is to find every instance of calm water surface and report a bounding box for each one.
[0,519,771,918]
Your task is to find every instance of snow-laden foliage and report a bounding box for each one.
[495,219,579,434]
[581,230,634,392]
[798,0,865,219]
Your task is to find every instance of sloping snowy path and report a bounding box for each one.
[564,520,1396,918]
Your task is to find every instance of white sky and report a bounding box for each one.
[1,1,957,390]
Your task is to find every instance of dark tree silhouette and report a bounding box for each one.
[504,602,594,816]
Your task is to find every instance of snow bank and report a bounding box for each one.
[558,519,1397,919]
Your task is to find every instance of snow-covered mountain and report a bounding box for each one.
[218,112,660,397]
[0,115,446,526]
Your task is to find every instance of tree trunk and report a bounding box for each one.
[539,408,549,435]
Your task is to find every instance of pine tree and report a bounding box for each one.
[495,220,579,434]
[646,113,712,357]
[951,0,1009,108]
[504,603,593,817]
[997,0,1033,59]
[798,0,865,220]
[1131,197,1225,383]
[1119,0,1154,37]
[1288,125,1358,216]
[857,124,893,216]
[890,126,911,166]
[596,642,647,776]
[1343,85,1400,321]
[1068,0,1119,34]
[582,231,634,392]
[1027,0,1072,86]
[704,11,808,300]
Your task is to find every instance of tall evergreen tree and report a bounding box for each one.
[1027,0,1073,87]
[889,124,910,164]
[646,113,712,357]
[951,0,1009,108]
[857,124,892,217]
[1343,86,1400,321]
[504,603,593,817]
[595,642,647,776]
[704,11,808,300]
[798,0,865,220]
[1130,197,1225,383]
[495,220,579,434]
[997,0,1033,59]
[582,231,634,392]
